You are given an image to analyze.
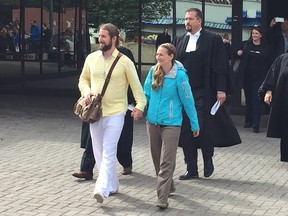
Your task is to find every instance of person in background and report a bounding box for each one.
[116,36,138,175]
[78,23,146,204]
[72,122,95,180]
[222,33,231,60]
[144,43,199,209]
[0,27,10,59]
[235,26,270,133]
[173,8,241,180]
[259,53,288,162]
[42,23,52,52]
[13,26,20,53]
[59,32,72,65]
[156,28,171,49]
[29,20,41,52]
[267,17,288,64]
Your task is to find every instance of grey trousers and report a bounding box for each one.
[146,122,181,203]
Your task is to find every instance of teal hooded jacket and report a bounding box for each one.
[144,61,199,132]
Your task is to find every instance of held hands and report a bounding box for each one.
[264,91,272,105]
[193,130,200,137]
[131,108,143,121]
[83,91,144,120]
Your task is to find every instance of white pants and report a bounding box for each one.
[90,112,125,198]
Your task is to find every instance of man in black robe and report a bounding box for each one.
[173,8,241,180]
[266,17,288,65]
[259,53,288,162]
[42,23,52,52]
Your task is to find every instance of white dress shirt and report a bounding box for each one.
[185,29,201,52]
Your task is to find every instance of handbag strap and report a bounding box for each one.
[100,52,123,97]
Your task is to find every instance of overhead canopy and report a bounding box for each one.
[144,10,261,31]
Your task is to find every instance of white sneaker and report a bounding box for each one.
[155,201,168,209]
[94,192,104,203]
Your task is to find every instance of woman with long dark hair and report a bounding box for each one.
[236,26,270,133]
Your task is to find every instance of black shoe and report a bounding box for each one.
[244,123,252,128]
[179,171,199,180]
[204,159,214,177]
[253,127,259,133]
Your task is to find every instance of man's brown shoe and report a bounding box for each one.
[122,166,132,175]
[72,171,93,180]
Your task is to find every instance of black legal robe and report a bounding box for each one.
[173,30,241,147]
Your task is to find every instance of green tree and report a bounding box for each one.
[87,0,172,34]
[0,0,19,4]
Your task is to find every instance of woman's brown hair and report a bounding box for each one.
[152,43,176,91]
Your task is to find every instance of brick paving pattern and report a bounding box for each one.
[0,94,288,216]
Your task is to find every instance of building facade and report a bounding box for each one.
[0,0,287,103]
[0,0,89,89]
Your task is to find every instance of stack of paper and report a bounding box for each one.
[210,101,220,115]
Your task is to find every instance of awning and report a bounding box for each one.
[144,10,261,30]
[143,18,231,30]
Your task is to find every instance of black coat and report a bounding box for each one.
[173,30,241,147]
[259,53,288,138]
[236,40,270,89]
[117,46,138,105]
[156,33,171,47]
[43,28,52,42]
[266,26,286,65]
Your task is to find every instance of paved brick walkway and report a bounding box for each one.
[0,93,287,216]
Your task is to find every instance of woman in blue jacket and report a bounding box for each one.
[144,43,199,209]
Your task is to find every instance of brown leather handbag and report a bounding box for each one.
[74,52,122,123]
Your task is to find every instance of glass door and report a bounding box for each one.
[23,0,42,76]
[0,0,21,81]
[0,0,92,88]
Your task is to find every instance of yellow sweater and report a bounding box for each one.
[78,49,146,117]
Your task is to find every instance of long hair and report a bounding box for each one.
[99,23,120,47]
[249,26,265,44]
[152,43,176,91]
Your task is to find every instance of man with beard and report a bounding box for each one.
[78,23,146,204]
[72,38,139,180]
[173,8,241,180]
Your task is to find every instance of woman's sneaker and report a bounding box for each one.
[155,201,168,209]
